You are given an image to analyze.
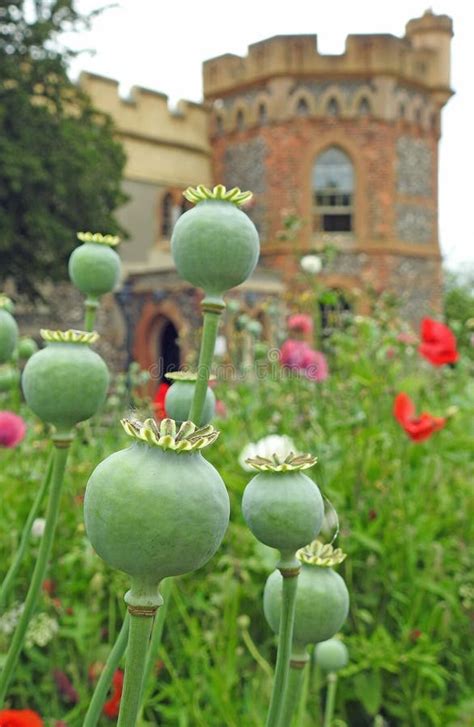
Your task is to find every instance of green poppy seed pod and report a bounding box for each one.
[68,232,121,298]
[164,372,216,426]
[0,297,19,364]
[22,329,109,432]
[17,337,39,360]
[84,418,230,587]
[264,542,350,646]
[0,365,20,392]
[242,453,324,556]
[314,639,349,673]
[171,185,259,297]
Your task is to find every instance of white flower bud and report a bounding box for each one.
[300,255,322,275]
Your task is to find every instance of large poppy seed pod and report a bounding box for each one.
[241,453,324,557]
[315,638,349,673]
[22,329,109,431]
[84,418,230,592]
[164,371,216,426]
[0,296,19,364]
[264,541,350,647]
[68,232,121,298]
[171,185,260,297]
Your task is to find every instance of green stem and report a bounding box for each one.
[323,673,338,727]
[0,439,71,705]
[265,565,300,727]
[188,298,224,423]
[0,451,53,609]
[83,612,130,727]
[280,662,307,727]
[117,612,155,727]
[84,297,99,332]
[139,578,171,703]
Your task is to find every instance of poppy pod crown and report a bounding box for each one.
[241,450,324,556]
[171,184,260,298]
[22,329,109,432]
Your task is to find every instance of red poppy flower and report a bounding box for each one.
[419,318,459,366]
[103,669,124,719]
[0,710,43,727]
[153,382,170,420]
[393,393,446,442]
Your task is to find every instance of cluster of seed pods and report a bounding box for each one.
[0,233,118,705]
[1,184,350,725]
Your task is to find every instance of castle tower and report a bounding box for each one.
[203,9,454,320]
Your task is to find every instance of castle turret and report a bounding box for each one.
[203,11,454,321]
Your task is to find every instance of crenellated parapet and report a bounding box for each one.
[80,72,210,151]
[203,10,453,124]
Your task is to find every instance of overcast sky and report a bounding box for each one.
[66,1,474,272]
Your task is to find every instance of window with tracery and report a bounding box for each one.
[312,147,354,234]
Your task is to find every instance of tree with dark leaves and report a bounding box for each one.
[0,1,126,297]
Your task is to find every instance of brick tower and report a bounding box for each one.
[203,9,453,320]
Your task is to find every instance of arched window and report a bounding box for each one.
[312,147,354,234]
[358,97,370,116]
[161,192,173,238]
[399,103,406,119]
[236,109,245,131]
[327,98,340,117]
[215,115,223,134]
[296,97,309,116]
[415,107,422,124]
[258,103,268,125]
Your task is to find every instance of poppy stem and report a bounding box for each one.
[83,612,130,727]
[138,577,172,709]
[323,673,338,727]
[0,449,53,610]
[279,659,307,726]
[265,557,300,727]
[0,436,72,705]
[84,297,99,333]
[116,611,156,727]
[188,297,225,424]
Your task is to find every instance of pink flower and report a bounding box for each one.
[287,314,313,335]
[280,340,328,381]
[302,348,329,381]
[0,411,26,448]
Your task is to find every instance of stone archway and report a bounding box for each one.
[133,300,186,393]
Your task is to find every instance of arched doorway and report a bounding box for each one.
[133,301,185,395]
[158,320,180,381]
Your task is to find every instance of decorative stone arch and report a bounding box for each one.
[289,88,316,117]
[349,86,376,117]
[133,299,189,393]
[252,91,272,126]
[301,134,368,242]
[232,101,251,132]
[318,86,348,118]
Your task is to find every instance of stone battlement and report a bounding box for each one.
[79,71,210,155]
[203,10,453,101]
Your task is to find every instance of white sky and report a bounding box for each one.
[65,1,474,271]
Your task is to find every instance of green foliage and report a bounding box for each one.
[444,271,474,359]
[0,1,126,297]
[1,308,473,725]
